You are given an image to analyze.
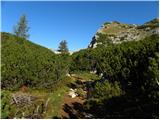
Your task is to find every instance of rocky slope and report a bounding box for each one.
[88,18,159,48]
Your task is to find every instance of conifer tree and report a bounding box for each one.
[58,40,69,53]
[13,15,29,39]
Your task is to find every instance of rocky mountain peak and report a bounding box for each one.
[88,18,159,48]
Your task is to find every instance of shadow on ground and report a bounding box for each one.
[62,102,85,119]
[85,94,159,119]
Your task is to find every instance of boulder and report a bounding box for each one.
[68,89,78,98]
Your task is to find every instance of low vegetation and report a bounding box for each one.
[1,18,159,119]
[71,34,159,118]
[1,76,72,119]
[1,32,69,90]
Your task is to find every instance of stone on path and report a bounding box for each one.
[68,89,78,98]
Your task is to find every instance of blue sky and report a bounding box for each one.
[2,1,159,51]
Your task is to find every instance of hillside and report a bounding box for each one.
[70,19,159,118]
[71,34,159,118]
[1,32,68,89]
[1,18,159,119]
[88,18,159,48]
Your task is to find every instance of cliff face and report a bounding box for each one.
[88,18,159,48]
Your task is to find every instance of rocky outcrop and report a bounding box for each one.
[88,18,159,48]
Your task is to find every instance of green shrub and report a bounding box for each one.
[82,34,159,118]
[93,81,122,99]
[1,32,68,90]
[70,49,94,72]
[104,22,110,25]
[1,90,13,119]
[76,88,86,97]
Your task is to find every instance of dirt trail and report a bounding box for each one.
[59,75,87,119]
[60,94,86,118]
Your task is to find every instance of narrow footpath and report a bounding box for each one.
[59,74,89,119]
[60,94,85,118]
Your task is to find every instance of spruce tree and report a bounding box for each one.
[13,15,29,39]
[58,40,69,54]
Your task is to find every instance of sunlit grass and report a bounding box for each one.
[1,76,74,119]
[72,71,100,81]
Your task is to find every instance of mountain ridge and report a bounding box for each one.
[88,18,159,48]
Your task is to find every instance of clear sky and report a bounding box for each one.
[1,1,159,51]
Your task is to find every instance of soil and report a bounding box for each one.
[60,94,86,119]
[59,75,87,119]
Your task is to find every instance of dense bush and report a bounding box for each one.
[70,49,94,72]
[93,81,122,99]
[76,88,86,97]
[1,90,14,119]
[1,32,68,90]
[137,18,158,29]
[73,34,159,118]
[74,35,158,97]
[96,35,158,98]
